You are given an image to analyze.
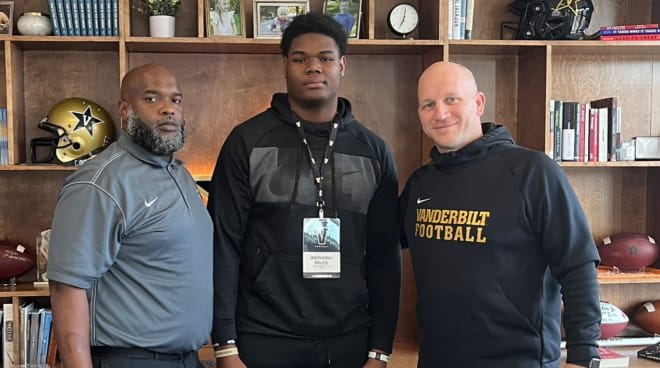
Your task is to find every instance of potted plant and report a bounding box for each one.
[136,0,182,37]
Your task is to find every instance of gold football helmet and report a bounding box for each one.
[30,97,115,163]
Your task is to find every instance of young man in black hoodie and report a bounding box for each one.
[208,12,401,368]
[399,61,601,368]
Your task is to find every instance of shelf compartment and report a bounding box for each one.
[10,37,120,52]
[598,267,660,284]
[560,161,660,167]
[0,164,77,171]
[124,37,441,54]
[0,283,49,298]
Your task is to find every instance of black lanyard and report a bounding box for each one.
[293,114,339,218]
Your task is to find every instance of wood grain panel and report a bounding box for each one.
[565,168,648,240]
[7,43,25,165]
[13,0,49,18]
[339,54,422,186]
[648,169,660,239]
[0,171,69,281]
[128,53,422,184]
[396,250,419,342]
[0,47,6,118]
[552,54,654,141]
[417,0,439,40]
[517,47,547,151]
[449,54,519,140]
[471,0,519,41]
[128,52,284,177]
[653,54,660,136]
[586,0,654,35]
[22,51,120,164]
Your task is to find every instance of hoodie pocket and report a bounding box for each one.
[248,254,370,335]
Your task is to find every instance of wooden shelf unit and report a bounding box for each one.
[1,1,660,367]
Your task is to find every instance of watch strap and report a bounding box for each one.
[367,351,390,363]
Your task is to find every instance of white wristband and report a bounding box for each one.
[214,347,239,358]
[367,351,390,363]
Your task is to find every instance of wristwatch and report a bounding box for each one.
[587,358,601,368]
[367,351,390,363]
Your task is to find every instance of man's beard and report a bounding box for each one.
[126,108,184,155]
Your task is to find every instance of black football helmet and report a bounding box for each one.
[505,0,594,40]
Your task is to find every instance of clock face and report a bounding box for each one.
[387,3,419,36]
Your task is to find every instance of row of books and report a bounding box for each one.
[600,23,660,41]
[46,0,119,37]
[548,97,622,162]
[0,108,7,166]
[2,303,57,368]
[447,0,474,40]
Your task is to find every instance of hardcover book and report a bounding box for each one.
[601,34,660,41]
[590,97,619,161]
[600,23,659,31]
[638,341,660,362]
[597,347,629,367]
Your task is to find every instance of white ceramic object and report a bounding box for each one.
[17,12,53,36]
[149,15,175,37]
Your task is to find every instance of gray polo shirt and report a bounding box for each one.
[48,132,213,352]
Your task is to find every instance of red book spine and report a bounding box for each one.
[601,34,660,41]
[600,23,659,30]
[600,28,660,35]
[578,103,586,162]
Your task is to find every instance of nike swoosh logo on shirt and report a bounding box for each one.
[144,197,158,207]
[416,198,431,204]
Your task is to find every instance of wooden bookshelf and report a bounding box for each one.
[1,0,660,364]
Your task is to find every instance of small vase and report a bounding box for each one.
[17,12,53,36]
[149,15,175,37]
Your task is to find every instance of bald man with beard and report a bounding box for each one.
[399,62,601,368]
[49,63,213,368]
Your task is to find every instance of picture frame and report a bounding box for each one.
[253,0,309,39]
[208,0,244,37]
[323,0,361,38]
[0,1,13,36]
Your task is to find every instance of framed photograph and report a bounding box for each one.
[253,0,309,39]
[0,1,13,35]
[208,0,244,37]
[323,0,361,38]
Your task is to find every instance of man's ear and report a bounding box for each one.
[475,92,486,116]
[339,55,347,76]
[118,100,129,122]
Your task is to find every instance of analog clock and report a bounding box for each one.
[387,3,419,37]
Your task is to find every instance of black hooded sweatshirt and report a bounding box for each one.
[399,123,600,368]
[208,93,401,353]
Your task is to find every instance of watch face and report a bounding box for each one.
[388,3,419,36]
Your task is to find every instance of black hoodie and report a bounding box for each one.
[208,93,401,353]
[399,124,601,368]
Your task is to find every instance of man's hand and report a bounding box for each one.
[563,363,586,368]
[216,354,247,368]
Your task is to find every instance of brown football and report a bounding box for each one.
[632,300,660,335]
[0,240,36,279]
[597,233,659,271]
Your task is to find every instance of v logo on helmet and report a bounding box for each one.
[72,106,103,137]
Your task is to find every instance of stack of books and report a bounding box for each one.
[600,23,660,41]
